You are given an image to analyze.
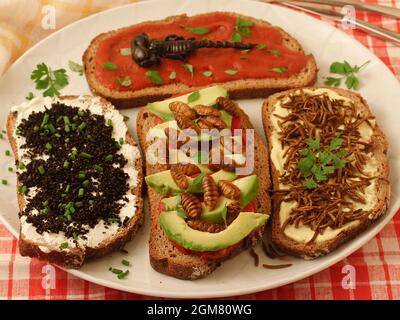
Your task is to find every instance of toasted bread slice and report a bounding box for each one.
[83,12,317,108]
[136,99,271,279]
[262,87,390,259]
[7,96,144,268]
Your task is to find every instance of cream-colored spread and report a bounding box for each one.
[270,88,378,243]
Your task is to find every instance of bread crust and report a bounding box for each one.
[136,103,271,279]
[262,87,390,259]
[7,96,145,268]
[83,12,317,108]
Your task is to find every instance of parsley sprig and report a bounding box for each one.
[231,18,253,42]
[298,136,348,189]
[31,63,69,97]
[324,60,370,90]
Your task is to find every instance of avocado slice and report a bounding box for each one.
[148,85,228,121]
[146,169,237,195]
[161,175,259,221]
[160,211,268,252]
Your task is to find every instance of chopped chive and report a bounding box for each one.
[78,188,84,197]
[106,119,113,127]
[78,171,86,179]
[65,137,70,143]
[5,150,11,156]
[94,164,103,173]
[89,200,94,205]
[0,133,3,139]
[15,128,21,136]
[82,180,90,188]
[71,124,77,131]
[18,162,25,170]
[79,152,93,159]
[117,270,129,279]
[70,149,77,159]
[2,130,5,134]
[8,167,13,172]
[60,242,69,249]
[43,200,49,207]
[45,143,52,151]
[38,165,45,175]
[63,160,69,169]
[18,185,27,194]
[63,116,70,125]
[41,114,49,128]
[123,115,130,122]
[75,201,83,208]
[33,125,40,132]
[72,232,78,241]
[119,138,124,145]
[1,179,8,185]
[41,208,48,215]
[56,116,63,123]
[47,123,56,134]
[69,206,76,214]
[65,184,71,193]
[121,259,130,267]
[78,122,86,130]
[73,115,79,122]
[55,133,61,138]
[105,154,113,162]
[108,217,119,224]
[110,268,123,275]
[78,111,85,117]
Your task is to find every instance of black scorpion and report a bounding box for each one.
[131,33,256,68]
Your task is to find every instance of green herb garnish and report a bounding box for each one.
[117,270,129,279]
[120,47,132,56]
[224,69,239,75]
[18,185,27,194]
[270,49,282,56]
[59,242,69,249]
[102,62,117,70]
[116,76,132,87]
[145,70,163,85]
[79,152,92,159]
[31,63,69,97]
[105,154,113,162]
[121,259,130,267]
[298,136,348,189]
[202,70,213,77]
[26,92,34,101]
[231,17,253,42]
[269,67,288,73]
[169,71,177,80]
[1,179,8,185]
[182,63,195,78]
[187,90,200,103]
[324,60,370,90]
[257,43,266,49]
[181,24,210,35]
[5,150,11,156]
[38,165,45,175]
[68,60,84,76]
[8,167,13,172]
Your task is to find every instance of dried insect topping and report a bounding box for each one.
[169,101,197,120]
[202,175,219,210]
[193,105,221,117]
[273,91,377,243]
[218,180,241,200]
[170,164,189,189]
[180,192,202,218]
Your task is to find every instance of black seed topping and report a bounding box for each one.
[17,102,131,239]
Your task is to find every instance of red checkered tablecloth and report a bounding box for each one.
[0,0,399,300]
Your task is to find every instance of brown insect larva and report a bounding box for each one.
[169,101,197,120]
[187,219,224,233]
[218,180,241,200]
[181,192,202,218]
[193,105,221,117]
[202,175,219,210]
[203,116,227,130]
[227,201,241,218]
[175,113,200,135]
[165,127,190,149]
[170,164,189,189]
[176,163,201,176]
[207,148,223,172]
[197,119,214,130]
[216,96,240,116]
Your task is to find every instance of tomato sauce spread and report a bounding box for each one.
[95,13,310,91]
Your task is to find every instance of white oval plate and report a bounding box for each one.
[0,0,399,298]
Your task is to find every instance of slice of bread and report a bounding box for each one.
[83,12,317,108]
[7,96,144,268]
[136,99,271,279]
[262,87,390,259]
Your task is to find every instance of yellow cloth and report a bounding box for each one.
[0,0,139,76]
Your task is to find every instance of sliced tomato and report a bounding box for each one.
[231,116,241,131]
[197,243,241,261]
[243,201,256,212]
[171,241,190,254]
[153,115,164,125]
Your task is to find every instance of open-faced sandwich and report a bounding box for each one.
[262,87,390,258]
[83,12,317,108]
[7,96,144,268]
[137,85,271,279]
